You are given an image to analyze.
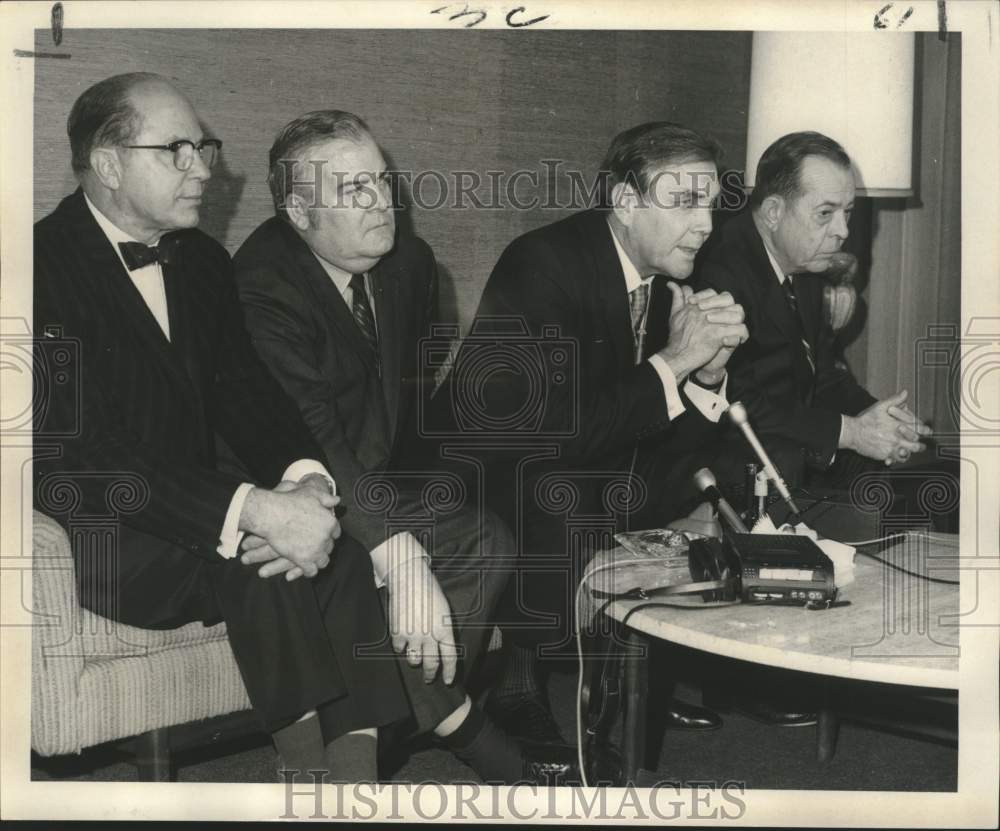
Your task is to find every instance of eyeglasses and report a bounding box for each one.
[121,138,223,171]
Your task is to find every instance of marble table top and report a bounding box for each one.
[585,532,960,689]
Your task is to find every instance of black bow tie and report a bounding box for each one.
[118,238,179,271]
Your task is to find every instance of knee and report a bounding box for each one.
[328,533,376,585]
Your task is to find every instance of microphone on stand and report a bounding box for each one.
[693,468,749,534]
[726,401,801,519]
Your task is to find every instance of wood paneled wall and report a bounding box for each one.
[34,28,751,330]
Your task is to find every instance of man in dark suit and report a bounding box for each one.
[692,131,934,725]
[232,111,577,783]
[435,122,750,740]
[33,74,415,782]
[695,131,931,489]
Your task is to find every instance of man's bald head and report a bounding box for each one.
[68,72,177,174]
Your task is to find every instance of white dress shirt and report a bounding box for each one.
[607,222,728,422]
[84,195,335,559]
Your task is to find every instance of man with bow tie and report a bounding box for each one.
[33,73,422,783]
[433,122,749,744]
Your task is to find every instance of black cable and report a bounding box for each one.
[855,544,960,585]
[620,598,740,629]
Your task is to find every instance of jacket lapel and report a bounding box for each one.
[64,191,202,405]
[371,258,401,442]
[585,212,636,369]
[284,224,382,380]
[739,213,803,345]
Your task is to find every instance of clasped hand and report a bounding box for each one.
[240,474,341,580]
[656,283,749,383]
[843,389,932,465]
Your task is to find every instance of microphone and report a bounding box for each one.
[727,401,801,518]
[693,468,749,534]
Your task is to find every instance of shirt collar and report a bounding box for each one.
[311,251,355,297]
[84,192,160,274]
[607,218,653,294]
[761,239,789,286]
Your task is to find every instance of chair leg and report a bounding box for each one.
[134,727,172,781]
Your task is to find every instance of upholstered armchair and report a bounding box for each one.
[31,510,257,780]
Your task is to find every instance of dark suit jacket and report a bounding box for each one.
[695,210,876,468]
[233,217,438,554]
[33,189,325,559]
[442,208,720,551]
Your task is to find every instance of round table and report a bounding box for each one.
[585,532,960,777]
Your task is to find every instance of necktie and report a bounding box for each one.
[629,282,650,365]
[349,272,381,376]
[782,277,815,373]
[118,237,179,271]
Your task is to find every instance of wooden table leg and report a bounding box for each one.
[622,630,649,782]
[817,677,839,763]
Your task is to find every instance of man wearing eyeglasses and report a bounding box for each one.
[33,73,415,783]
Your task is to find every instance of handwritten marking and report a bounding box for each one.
[13,49,71,59]
[874,3,893,29]
[430,3,549,28]
[898,6,914,27]
[51,2,63,46]
[506,5,550,27]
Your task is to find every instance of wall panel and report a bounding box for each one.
[34,28,751,330]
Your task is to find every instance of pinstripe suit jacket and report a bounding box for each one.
[33,189,325,559]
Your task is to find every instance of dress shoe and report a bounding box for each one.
[485,691,565,745]
[519,741,622,786]
[734,698,817,727]
[663,698,723,731]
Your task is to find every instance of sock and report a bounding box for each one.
[272,713,326,782]
[441,705,523,784]
[326,730,378,783]
[493,643,541,699]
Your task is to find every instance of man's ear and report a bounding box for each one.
[758,194,785,231]
[610,181,641,227]
[90,148,122,190]
[285,192,311,231]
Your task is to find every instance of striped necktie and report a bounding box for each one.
[629,282,650,365]
[782,277,815,373]
[349,272,381,376]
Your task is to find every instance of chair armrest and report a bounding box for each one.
[31,510,86,756]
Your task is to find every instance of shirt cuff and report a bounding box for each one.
[682,375,729,423]
[369,531,431,589]
[217,482,255,559]
[647,353,686,420]
[283,458,337,495]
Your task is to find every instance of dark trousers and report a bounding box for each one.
[385,506,515,734]
[77,524,410,737]
[73,506,513,738]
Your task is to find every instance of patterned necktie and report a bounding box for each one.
[629,282,650,365]
[349,272,381,376]
[782,277,815,373]
[118,237,179,271]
